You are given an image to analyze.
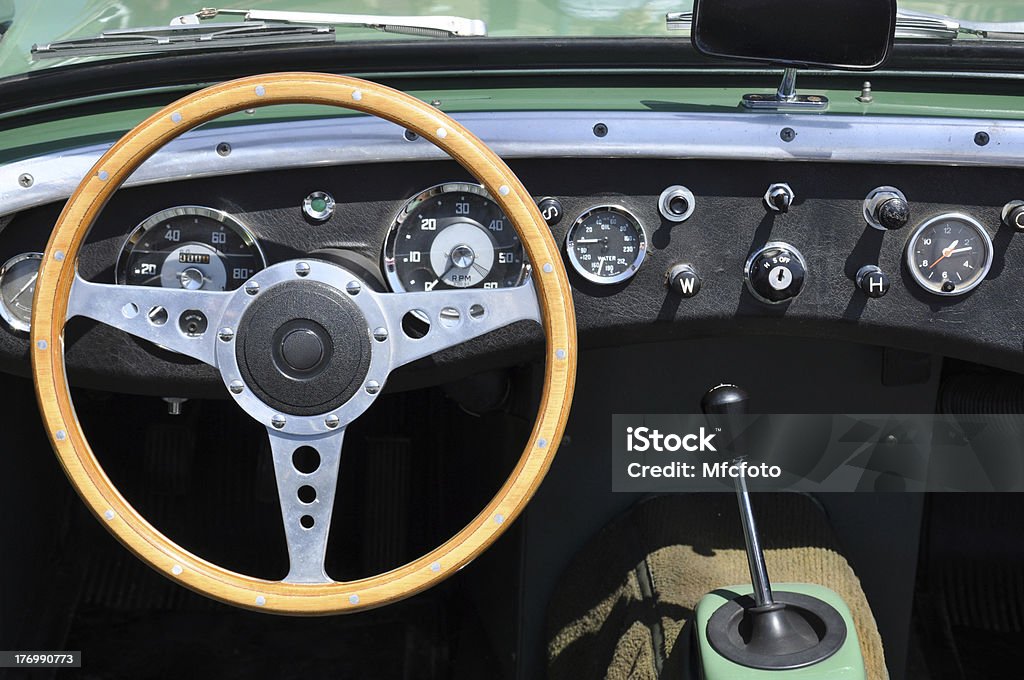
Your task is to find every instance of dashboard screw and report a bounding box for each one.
[271,415,286,429]
[346,281,361,295]
[974,131,990,146]
[218,327,234,342]
[229,380,244,394]
[325,414,339,429]
[365,380,381,395]
[295,262,310,277]
[780,127,796,142]
[245,281,260,296]
[403,129,418,141]
[593,123,608,138]
[373,327,388,342]
[18,173,33,187]
[216,142,231,157]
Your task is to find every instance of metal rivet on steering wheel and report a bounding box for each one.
[30,73,576,614]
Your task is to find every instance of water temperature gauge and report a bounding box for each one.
[565,205,647,285]
[745,242,807,304]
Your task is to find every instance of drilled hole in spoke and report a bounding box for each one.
[300,515,315,529]
[297,485,316,503]
[147,306,168,326]
[469,304,485,320]
[292,446,320,474]
[439,306,460,328]
[401,310,430,339]
[121,302,139,318]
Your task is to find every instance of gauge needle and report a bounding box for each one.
[11,272,38,304]
[929,240,960,269]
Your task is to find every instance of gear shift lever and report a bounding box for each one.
[701,384,774,609]
[698,384,851,672]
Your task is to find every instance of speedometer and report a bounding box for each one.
[382,182,529,292]
[116,206,265,291]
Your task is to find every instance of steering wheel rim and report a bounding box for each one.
[30,73,576,615]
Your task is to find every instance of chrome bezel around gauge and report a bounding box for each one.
[382,181,531,293]
[0,252,43,333]
[115,205,266,287]
[904,212,993,297]
[565,204,647,285]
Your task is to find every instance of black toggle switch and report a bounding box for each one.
[856,265,890,298]
[763,183,794,213]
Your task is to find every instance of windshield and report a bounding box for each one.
[1,0,1023,80]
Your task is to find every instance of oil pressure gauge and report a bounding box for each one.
[905,213,993,296]
[565,205,646,285]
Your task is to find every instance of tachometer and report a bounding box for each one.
[383,182,529,292]
[905,212,993,296]
[116,206,265,291]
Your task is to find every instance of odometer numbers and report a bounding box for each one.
[117,206,265,291]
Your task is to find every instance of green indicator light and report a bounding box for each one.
[311,198,327,213]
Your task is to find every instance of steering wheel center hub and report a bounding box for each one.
[235,279,370,416]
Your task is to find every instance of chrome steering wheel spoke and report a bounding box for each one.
[266,426,346,584]
[66,274,231,366]
[375,281,542,370]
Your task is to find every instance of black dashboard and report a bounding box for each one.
[1,155,1023,395]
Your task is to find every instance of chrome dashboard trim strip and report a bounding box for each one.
[2,110,1022,219]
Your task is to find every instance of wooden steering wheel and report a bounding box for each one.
[30,73,576,615]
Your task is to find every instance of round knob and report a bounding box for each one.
[666,263,701,297]
[701,384,749,417]
[864,187,909,230]
[745,242,807,304]
[701,384,749,457]
[855,265,890,298]
[764,183,794,213]
[1003,201,1024,231]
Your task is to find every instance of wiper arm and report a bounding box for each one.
[32,22,334,60]
[896,9,1024,41]
[32,6,486,60]
[183,7,487,39]
[666,9,1024,41]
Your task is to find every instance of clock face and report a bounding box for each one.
[906,213,993,296]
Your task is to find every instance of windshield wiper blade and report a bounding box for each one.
[31,22,334,60]
[666,10,1024,41]
[185,7,487,38]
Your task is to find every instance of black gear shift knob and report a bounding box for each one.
[701,384,749,416]
[701,384,749,457]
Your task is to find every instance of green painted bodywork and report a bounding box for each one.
[694,583,867,680]
[0,2,1023,160]
[1,1,1024,80]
